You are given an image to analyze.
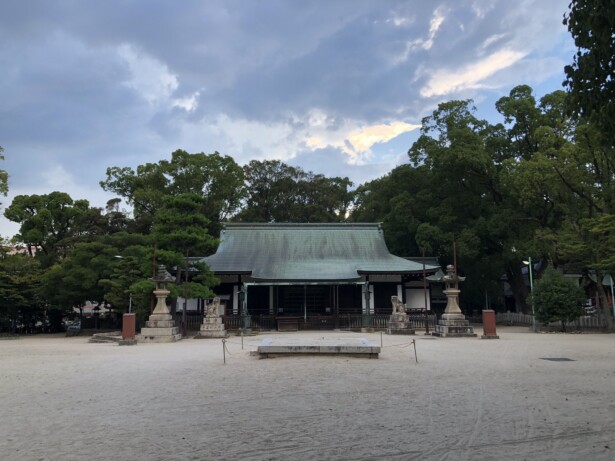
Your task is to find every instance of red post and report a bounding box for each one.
[481,310,499,339]
[122,313,136,340]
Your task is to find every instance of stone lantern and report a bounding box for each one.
[432,265,476,337]
[139,265,182,342]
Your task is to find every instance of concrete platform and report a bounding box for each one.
[254,337,380,359]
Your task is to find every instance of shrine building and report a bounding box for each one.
[199,223,440,331]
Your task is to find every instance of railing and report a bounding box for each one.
[338,313,438,331]
[495,311,606,330]
[223,315,276,332]
[408,309,438,330]
[190,311,607,332]
[495,312,533,326]
[337,315,363,330]
[172,314,203,331]
[176,312,443,332]
[298,316,336,330]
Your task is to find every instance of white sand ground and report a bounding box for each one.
[1,327,614,461]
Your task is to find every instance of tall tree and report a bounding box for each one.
[3,192,102,265]
[562,1,615,329]
[351,164,434,257]
[237,159,352,223]
[407,99,531,311]
[0,253,44,332]
[101,150,245,234]
[151,193,219,326]
[563,0,615,138]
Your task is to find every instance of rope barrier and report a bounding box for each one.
[220,334,420,363]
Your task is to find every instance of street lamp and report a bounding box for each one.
[523,257,536,332]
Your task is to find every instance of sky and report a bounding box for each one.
[0,0,575,238]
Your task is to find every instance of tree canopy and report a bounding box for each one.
[236,160,353,223]
[564,0,615,138]
[101,149,245,235]
[3,192,105,266]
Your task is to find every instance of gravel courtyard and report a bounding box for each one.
[1,327,614,461]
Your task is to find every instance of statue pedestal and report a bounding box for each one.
[195,315,227,338]
[237,314,254,336]
[387,313,415,335]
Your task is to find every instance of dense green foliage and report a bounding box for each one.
[532,267,586,331]
[563,0,615,136]
[101,149,245,235]
[236,160,353,223]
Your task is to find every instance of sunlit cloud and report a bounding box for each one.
[346,122,421,154]
[420,49,528,97]
[307,120,421,161]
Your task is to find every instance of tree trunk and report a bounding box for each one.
[594,272,614,330]
[506,264,530,313]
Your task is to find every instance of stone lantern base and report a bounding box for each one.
[139,313,182,343]
[432,313,476,337]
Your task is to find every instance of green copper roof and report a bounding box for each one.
[202,223,439,282]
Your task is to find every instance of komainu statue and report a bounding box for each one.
[391,296,406,315]
[206,297,221,317]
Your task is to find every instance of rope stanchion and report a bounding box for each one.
[412,339,418,363]
[222,338,226,364]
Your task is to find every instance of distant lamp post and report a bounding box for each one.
[522,257,536,332]
[606,274,615,320]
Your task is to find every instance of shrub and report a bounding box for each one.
[532,267,585,332]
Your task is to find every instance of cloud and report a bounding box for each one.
[172,91,200,112]
[289,146,395,186]
[307,121,421,161]
[169,107,420,168]
[118,44,179,107]
[0,0,574,238]
[420,49,528,97]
